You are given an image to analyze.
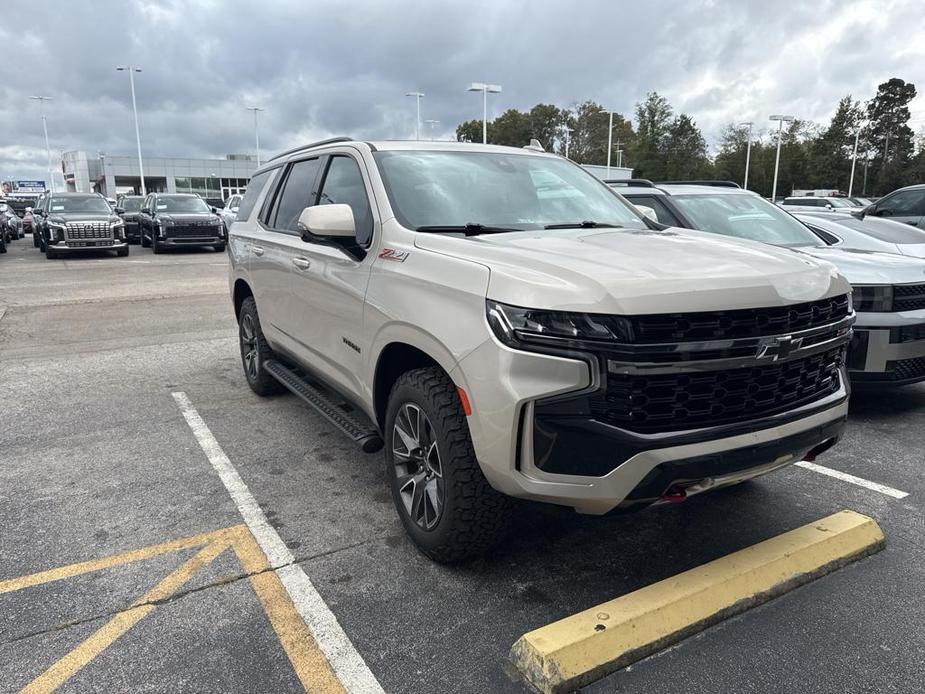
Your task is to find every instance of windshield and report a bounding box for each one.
[157,196,210,214]
[373,151,645,230]
[48,196,112,214]
[121,198,143,211]
[672,193,822,247]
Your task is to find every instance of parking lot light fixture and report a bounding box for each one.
[116,66,146,196]
[424,119,440,140]
[738,122,753,190]
[467,83,502,144]
[769,114,794,202]
[405,92,424,140]
[29,95,55,193]
[245,107,264,166]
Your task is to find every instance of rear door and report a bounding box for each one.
[874,189,925,228]
[247,156,324,353]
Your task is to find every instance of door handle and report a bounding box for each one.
[291,257,311,270]
[251,245,264,256]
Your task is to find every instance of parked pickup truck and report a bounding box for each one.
[229,139,854,562]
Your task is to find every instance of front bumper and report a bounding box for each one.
[455,336,850,515]
[49,239,128,252]
[849,309,925,385]
[160,234,224,247]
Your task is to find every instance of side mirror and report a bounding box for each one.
[298,204,355,240]
[114,207,124,214]
[211,207,218,214]
[230,206,239,214]
[634,204,658,222]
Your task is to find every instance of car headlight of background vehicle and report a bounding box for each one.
[487,300,634,348]
[48,222,66,242]
[852,285,893,312]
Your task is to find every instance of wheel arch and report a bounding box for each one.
[372,341,449,431]
[233,279,254,319]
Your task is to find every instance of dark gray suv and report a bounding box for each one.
[860,184,925,229]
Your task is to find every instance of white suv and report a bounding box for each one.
[229,138,854,561]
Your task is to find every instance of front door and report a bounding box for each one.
[875,189,925,228]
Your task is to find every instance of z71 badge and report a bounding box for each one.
[378,248,409,262]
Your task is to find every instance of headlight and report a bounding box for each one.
[110,220,124,229]
[852,285,893,312]
[487,300,634,348]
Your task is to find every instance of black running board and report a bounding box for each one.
[264,359,383,453]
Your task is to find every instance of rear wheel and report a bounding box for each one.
[385,367,511,563]
[238,297,285,396]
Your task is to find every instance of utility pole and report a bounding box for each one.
[245,107,264,166]
[29,96,55,192]
[739,122,753,190]
[116,66,146,195]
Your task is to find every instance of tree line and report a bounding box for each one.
[455,78,923,197]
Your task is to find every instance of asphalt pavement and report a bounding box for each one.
[0,237,922,693]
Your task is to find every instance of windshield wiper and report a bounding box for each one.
[415,223,522,237]
[543,220,622,229]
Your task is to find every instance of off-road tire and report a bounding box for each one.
[32,232,40,248]
[385,367,511,563]
[238,297,286,396]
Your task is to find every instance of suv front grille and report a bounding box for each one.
[65,222,112,240]
[893,284,925,312]
[169,221,219,237]
[590,346,844,433]
[628,295,850,343]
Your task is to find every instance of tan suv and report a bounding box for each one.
[228,138,854,562]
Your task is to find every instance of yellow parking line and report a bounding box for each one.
[510,510,885,694]
[22,538,231,694]
[6,525,347,694]
[0,527,227,595]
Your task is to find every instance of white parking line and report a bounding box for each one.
[795,461,909,499]
[172,391,385,694]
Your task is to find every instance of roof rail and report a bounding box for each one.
[268,137,354,163]
[604,178,656,188]
[657,180,741,188]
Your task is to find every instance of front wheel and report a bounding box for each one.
[214,242,226,252]
[385,368,511,563]
[141,230,151,248]
[151,235,162,254]
[117,246,129,257]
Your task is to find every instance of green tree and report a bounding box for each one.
[527,103,565,152]
[456,119,484,143]
[663,114,712,179]
[490,108,532,147]
[630,92,674,180]
[864,78,917,193]
[807,95,863,190]
[561,101,633,167]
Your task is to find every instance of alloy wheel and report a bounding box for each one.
[392,403,444,530]
[240,313,259,381]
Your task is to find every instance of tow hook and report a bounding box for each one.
[660,486,688,503]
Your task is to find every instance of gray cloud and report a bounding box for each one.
[2,0,923,182]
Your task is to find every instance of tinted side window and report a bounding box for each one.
[880,190,925,215]
[318,156,373,245]
[270,158,322,232]
[625,195,681,226]
[234,170,274,223]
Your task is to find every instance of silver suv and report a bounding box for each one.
[229,139,853,561]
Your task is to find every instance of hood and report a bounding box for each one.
[798,246,925,286]
[414,227,849,314]
[897,244,925,260]
[49,212,119,224]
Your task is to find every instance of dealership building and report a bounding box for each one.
[61,151,258,201]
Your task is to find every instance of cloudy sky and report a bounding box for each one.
[2,0,923,184]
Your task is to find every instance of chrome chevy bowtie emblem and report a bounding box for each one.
[757,335,804,361]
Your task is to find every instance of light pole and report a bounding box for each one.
[405,92,424,140]
[769,114,794,202]
[606,111,615,177]
[467,82,502,144]
[116,66,146,195]
[29,96,54,192]
[738,121,753,190]
[564,127,573,159]
[424,119,440,140]
[848,124,864,198]
[245,107,264,165]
